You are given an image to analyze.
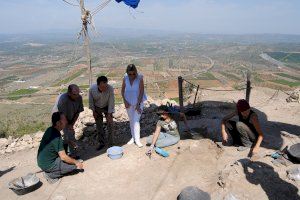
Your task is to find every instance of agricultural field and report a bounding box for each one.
[1,33,300,137]
[265,51,300,70]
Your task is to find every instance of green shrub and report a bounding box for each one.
[270,79,300,87]
[7,88,39,100]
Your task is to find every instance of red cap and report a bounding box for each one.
[236,99,250,112]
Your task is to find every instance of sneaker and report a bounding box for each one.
[43,172,59,184]
[127,138,134,145]
[237,146,250,151]
[135,141,143,148]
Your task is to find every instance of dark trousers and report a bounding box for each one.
[226,120,257,147]
[44,157,77,179]
[95,106,114,146]
[62,127,77,156]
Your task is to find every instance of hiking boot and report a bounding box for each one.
[43,172,59,184]
[237,146,250,151]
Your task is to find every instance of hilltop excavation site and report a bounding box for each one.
[0,84,299,200]
[1,1,300,199]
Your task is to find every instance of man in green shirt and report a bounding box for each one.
[37,112,84,183]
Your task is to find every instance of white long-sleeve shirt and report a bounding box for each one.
[89,84,115,113]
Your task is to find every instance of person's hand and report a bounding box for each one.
[75,161,83,169]
[250,147,260,161]
[70,141,78,150]
[136,105,142,114]
[106,113,113,124]
[124,101,130,108]
[93,111,98,119]
[222,131,228,144]
[146,145,154,157]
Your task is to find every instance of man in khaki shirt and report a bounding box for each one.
[89,76,115,150]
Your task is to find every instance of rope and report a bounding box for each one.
[64,31,83,69]
[253,89,280,108]
[183,78,246,91]
[62,0,79,7]
[91,0,112,16]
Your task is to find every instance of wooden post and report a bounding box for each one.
[178,76,184,112]
[246,71,251,103]
[193,85,200,107]
[80,0,92,86]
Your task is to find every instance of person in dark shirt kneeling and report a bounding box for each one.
[37,112,84,183]
[221,99,264,159]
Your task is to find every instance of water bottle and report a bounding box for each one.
[155,147,169,157]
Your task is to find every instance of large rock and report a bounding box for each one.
[286,89,299,103]
[33,131,44,142]
[177,186,211,200]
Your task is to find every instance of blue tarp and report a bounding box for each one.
[115,0,140,9]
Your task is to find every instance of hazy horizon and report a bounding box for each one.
[1,0,300,35]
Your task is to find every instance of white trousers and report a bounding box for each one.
[126,105,143,143]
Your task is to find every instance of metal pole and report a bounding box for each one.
[178,76,184,112]
[193,85,200,107]
[246,71,251,103]
[80,0,92,86]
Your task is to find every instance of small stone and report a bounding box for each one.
[5,147,13,153]
[21,134,32,142]
[0,138,8,149]
[10,142,16,148]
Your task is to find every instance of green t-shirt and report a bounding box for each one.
[37,127,64,171]
[157,119,180,138]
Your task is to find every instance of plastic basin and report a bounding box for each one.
[8,173,41,195]
[107,146,123,160]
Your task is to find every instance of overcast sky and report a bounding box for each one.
[1,0,300,35]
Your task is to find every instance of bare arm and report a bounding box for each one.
[151,124,162,146]
[89,88,95,112]
[137,77,145,105]
[108,86,115,114]
[121,78,126,102]
[58,150,83,169]
[71,113,80,126]
[221,111,237,142]
[121,78,130,108]
[250,114,264,153]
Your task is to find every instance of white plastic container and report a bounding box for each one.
[107,146,123,160]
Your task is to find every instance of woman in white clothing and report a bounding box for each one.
[121,64,147,147]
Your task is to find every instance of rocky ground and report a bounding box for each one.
[0,87,299,200]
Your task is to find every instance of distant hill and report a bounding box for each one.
[1,28,300,44]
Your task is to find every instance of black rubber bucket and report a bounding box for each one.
[287,143,300,163]
[8,173,42,195]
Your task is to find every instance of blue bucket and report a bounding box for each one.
[107,146,123,160]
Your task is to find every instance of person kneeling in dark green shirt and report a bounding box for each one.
[37,112,84,183]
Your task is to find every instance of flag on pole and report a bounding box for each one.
[115,0,140,9]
